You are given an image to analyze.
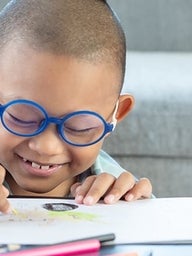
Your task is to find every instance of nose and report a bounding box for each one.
[28,125,65,156]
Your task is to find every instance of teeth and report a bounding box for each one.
[41,165,50,170]
[32,162,41,169]
[23,158,51,170]
[31,162,50,170]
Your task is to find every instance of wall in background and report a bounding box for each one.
[108,0,192,51]
[0,0,8,10]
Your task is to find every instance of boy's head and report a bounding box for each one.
[0,0,134,196]
[0,0,126,92]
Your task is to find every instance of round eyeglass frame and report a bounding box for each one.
[0,99,117,147]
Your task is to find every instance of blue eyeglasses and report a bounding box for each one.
[0,99,118,147]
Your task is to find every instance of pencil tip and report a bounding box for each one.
[12,208,18,215]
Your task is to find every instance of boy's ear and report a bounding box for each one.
[116,93,135,122]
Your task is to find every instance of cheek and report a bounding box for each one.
[0,127,23,158]
[0,128,12,151]
[0,134,13,169]
[70,141,103,172]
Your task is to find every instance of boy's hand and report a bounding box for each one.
[70,172,152,205]
[0,165,10,213]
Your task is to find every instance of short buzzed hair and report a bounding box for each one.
[0,0,126,89]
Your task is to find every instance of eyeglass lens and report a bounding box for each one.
[2,102,106,145]
[2,103,45,134]
[62,113,105,144]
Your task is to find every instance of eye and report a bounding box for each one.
[64,125,100,135]
[6,111,38,125]
[3,111,42,132]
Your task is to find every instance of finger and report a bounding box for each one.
[74,175,97,204]
[0,185,10,213]
[104,171,135,204]
[125,177,152,201]
[78,173,116,205]
[0,186,11,213]
[70,182,82,197]
[0,165,6,184]
[0,165,11,213]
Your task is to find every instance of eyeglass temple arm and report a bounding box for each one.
[111,100,119,131]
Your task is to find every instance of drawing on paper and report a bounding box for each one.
[42,202,78,211]
[0,200,100,224]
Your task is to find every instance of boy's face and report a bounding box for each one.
[0,42,131,196]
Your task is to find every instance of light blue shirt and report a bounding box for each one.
[92,150,126,177]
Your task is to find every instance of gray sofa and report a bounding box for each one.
[103,0,192,197]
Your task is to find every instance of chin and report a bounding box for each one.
[21,184,56,196]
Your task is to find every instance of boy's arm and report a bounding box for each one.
[70,150,153,205]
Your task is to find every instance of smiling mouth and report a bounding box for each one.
[23,158,58,170]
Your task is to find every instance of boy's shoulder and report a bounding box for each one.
[91,150,126,177]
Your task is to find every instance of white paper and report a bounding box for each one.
[1,197,192,245]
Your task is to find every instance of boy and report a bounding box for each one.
[0,0,152,213]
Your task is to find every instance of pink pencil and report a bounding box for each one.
[4,239,101,256]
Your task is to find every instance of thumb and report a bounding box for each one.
[0,165,6,185]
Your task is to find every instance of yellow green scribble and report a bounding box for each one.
[48,211,99,221]
[11,208,18,215]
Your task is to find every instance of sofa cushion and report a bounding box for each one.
[104,51,192,158]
